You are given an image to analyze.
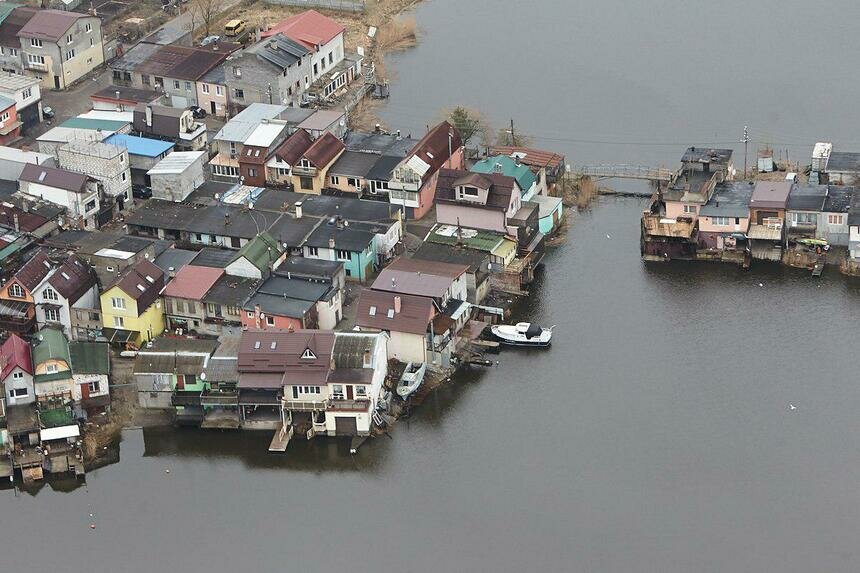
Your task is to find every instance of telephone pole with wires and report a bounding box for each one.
[742,125,749,178]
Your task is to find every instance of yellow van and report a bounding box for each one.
[224,19,246,38]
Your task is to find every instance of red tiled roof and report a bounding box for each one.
[303,131,344,168]
[488,146,565,170]
[404,121,462,182]
[163,265,223,300]
[356,289,435,335]
[0,204,50,234]
[273,129,314,165]
[260,10,345,50]
[0,333,33,379]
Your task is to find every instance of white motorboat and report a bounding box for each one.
[490,322,553,347]
[397,362,427,398]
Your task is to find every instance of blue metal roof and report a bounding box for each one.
[104,133,174,158]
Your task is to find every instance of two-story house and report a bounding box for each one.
[0,5,36,75]
[1,333,34,407]
[0,93,19,144]
[209,103,291,181]
[99,259,165,348]
[371,256,469,310]
[132,104,207,151]
[223,33,311,110]
[471,155,538,200]
[18,10,104,90]
[162,264,224,335]
[697,181,753,251]
[0,249,52,334]
[435,169,523,234]
[389,121,464,220]
[31,326,73,403]
[302,221,377,282]
[18,164,102,229]
[290,131,344,194]
[0,72,41,133]
[68,341,111,416]
[266,128,314,185]
[32,255,99,339]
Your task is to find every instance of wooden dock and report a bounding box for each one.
[268,424,293,452]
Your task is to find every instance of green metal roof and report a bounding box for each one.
[32,327,70,367]
[231,231,283,272]
[69,341,110,375]
[0,2,21,26]
[471,155,537,195]
[59,117,128,132]
[426,226,504,252]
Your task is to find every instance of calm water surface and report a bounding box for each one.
[6,2,860,571]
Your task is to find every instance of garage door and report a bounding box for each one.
[171,95,188,108]
[334,416,357,436]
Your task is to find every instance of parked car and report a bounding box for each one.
[132,184,152,200]
[189,106,207,119]
[200,35,220,46]
[42,106,54,120]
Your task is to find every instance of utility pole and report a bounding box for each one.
[742,125,749,179]
[510,118,517,147]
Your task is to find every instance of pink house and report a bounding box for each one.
[0,95,21,146]
[697,182,753,250]
[434,169,522,234]
[388,121,464,220]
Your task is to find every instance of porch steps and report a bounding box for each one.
[268,424,294,452]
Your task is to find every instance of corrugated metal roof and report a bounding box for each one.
[104,133,174,158]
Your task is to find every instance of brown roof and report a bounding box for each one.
[273,129,314,165]
[19,163,90,193]
[383,256,468,278]
[237,329,335,385]
[436,168,517,210]
[47,255,97,303]
[133,45,231,81]
[750,181,792,209]
[91,86,161,105]
[356,289,434,335]
[110,259,164,313]
[11,249,52,291]
[488,146,565,170]
[303,132,344,168]
[0,6,37,47]
[404,121,462,181]
[163,265,223,300]
[0,202,51,233]
[18,9,90,41]
[372,256,467,299]
[132,104,186,138]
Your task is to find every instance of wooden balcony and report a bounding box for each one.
[172,391,202,406]
[327,398,371,412]
[283,399,327,412]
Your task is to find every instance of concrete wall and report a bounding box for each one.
[387,330,426,364]
[58,144,131,202]
[150,165,204,202]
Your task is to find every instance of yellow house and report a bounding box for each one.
[100,260,166,348]
[290,132,345,195]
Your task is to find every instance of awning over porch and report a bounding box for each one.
[101,327,139,345]
[40,424,80,442]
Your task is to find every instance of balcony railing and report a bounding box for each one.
[200,391,238,406]
[326,398,371,412]
[292,165,318,177]
[172,391,202,406]
[25,61,47,71]
[283,399,327,412]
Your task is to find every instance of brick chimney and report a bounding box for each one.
[394,296,401,314]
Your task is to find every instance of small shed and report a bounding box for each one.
[147,151,207,202]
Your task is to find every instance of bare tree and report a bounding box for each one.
[188,0,221,38]
[444,106,491,148]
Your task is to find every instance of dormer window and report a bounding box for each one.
[462,186,479,197]
[301,348,316,360]
[43,287,58,301]
[300,159,311,168]
[9,283,23,298]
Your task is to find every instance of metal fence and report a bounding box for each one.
[264,0,365,12]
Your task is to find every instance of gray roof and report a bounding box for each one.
[328,151,381,178]
[264,190,398,223]
[367,155,402,181]
[698,181,754,219]
[191,247,236,268]
[110,42,160,72]
[823,186,856,214]
[275,256,343,280]
[344,131,418,156]
[681,146,733,166]
[243,292,314,318]
[126,200,282,240]
[787,184,827,212]
[750,181,792,209]
[826,151,860,173]
[848,192,860,226]
[201,275,260,305]
[251,33,310,70]
[304,223,376,252]
[214,103,288,143]
[332,333,377,368]
[412,243,489,274]
[266,216,320,248]
[154,248,198,273]
[256,275,333,302]
[200,64,226,85]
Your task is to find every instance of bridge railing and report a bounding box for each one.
[572,164,675,181]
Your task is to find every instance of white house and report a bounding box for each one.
[1,333,35,406]
[18,163,101,229]
[355,289,437,364]
[32,256,99,338]
[147,151,207,202]
[0,73,42,133]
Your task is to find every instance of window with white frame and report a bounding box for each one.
[46,364,58,374]
[27,54,45,65]
[13,371,23,380]
[828,214,844,225]
[113,316,124,328]
[11,387,28,397]
[85,23,92,33]
[355,385,367,397]
[45,308,59,322]
[43,287,58,301]
[202,83,210,94]
[330,175,339,185]
[66,34,73,44]
[332,384,344,399]
[65,49,75,60]
[0,111,8,123]
[173,80,180,90]
[30,38,42,47]
[111,297,125,309]
[265,315,275,326]
[336,249,350,260]
[347,177,359,187]
[215,85,223,96]
[88,380,100,393]
[711,216,730,226]
[683,205,697,214]
[185,81,192,91]
[307,246,319,257]
[9,283,23,298]
[21,87,30,99]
